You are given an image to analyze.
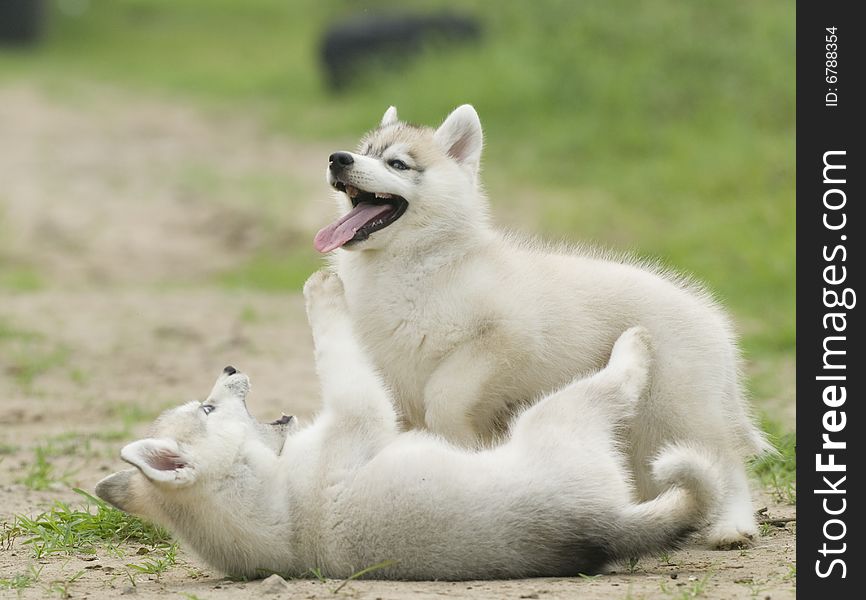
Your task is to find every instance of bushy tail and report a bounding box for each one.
[745,425,777,457]
[605,444,722,563]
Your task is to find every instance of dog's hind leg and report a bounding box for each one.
[705,458,759,549]
[510,326,652,444]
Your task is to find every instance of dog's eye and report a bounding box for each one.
[201,404,215,415]
[387,159,409,171]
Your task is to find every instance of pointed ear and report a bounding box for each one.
[433,104,483,174]
[120,438,196,486]
[380,106,399,127]
[95,469,147,514]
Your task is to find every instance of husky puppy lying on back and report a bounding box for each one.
[96,271,719,580]
[315,105,771,548]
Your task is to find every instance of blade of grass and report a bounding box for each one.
[332,560,398,593]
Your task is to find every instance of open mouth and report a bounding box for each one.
[314,182,408,253]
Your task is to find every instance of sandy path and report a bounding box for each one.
[0,83,795,599]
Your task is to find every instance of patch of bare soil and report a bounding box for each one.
[0,83,334,287]
[0,83,795,599]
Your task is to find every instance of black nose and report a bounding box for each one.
[223,365,238,375]
[329,152,354,172]
[270,414,294,426]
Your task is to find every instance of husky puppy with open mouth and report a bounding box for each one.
[96,271,719,580]
[316,105,770,549]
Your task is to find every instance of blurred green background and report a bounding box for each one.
[1,1,794,434]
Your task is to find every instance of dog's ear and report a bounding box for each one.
[120,438,197,486]
[380,106,399,127]
[434,104,483,175]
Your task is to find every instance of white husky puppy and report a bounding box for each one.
[315,105,771,548]
[96,271,719,580]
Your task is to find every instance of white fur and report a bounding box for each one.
[96,272,720,580]
[323,105,771,548]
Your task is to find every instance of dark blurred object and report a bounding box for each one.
[0,0,46,45]
[320,12,481,91]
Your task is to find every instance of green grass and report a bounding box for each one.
[659,571,713,599]
[0,214,45,292]
[0,318,40,342]
[46,570,86,598]
[0,319,71,388]
[306,567,327,584]
[750,420,796,504]
[10,346,70,388]
[18,445,67,491]
[0,213,44,292]
[2,490,178,593]
[735,577,768,600]
[16,432,124,491]
[332,559,399,593]
[4,489,172,559]
[0,264,44,292]
[657,551,675,566]
[0,565,43,591]
[107,403,164,432]
[216,251,320,292]
[126,542,179,581]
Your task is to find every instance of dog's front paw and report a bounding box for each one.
[304,270,348,327]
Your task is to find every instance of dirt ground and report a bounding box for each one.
[0,84,795,599]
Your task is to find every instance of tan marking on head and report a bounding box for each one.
[360,124,449,169]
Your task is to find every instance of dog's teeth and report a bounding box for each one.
[375,192,392,199]
[346,185,359,198]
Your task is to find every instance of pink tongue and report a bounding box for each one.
[314,203,392,253]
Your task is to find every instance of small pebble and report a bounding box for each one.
[260,573,290,595]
